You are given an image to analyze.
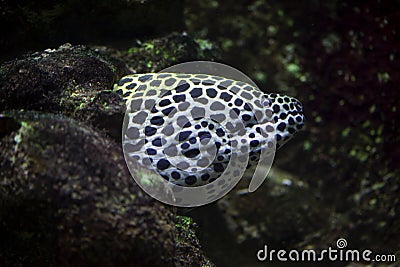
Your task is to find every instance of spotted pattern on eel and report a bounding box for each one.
[115,73,305,187]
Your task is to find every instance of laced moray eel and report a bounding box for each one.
[115,73,305,187]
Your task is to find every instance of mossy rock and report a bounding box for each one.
[0,44,129,141]
[102,32,221,73]
[0,111,177,266]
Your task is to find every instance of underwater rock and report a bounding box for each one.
[0,43,129,141]
[99,32,221,73]
[0,112,175,266]
[0,112,213,266]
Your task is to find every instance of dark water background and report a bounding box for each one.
[0,0,399,266]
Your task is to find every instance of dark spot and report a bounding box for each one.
[183,121,192,129]
[162,106,175,116]
[184,149,200,158]
[250,140,260,147]
[273,104,280,113]
[151,106,158,113]
[214,163,224,172]
[233,108,240,115]
[157,159,170,170]
[276,134,282,141]
[244,103,252,111]
[199,131,212,140]
[181,142,190,149]
[185,176,197,185]
[150,116,164,126]
[220,92,233,101]
[145,126,157,136]
[288,117,295,125]
[138,74,152,82]
[201,121,208,127]
[152,138,162,147]
[208,124,215,130]
[217,156,224,161]
[189,137,197,144]
[216,128,225,137]
[206,88,218,98]
[176,83,190,92]
[215,142,221,149]
[270,93,277,98]
[159,99,171,107]
[146,148,157,155]
[279,113,287,120]
[190,88,202,98]
[126,83,137,89]
[249,133,255,138]
[296,116,302,122]
[284,97,290,102]
[288,127,296,134]
[171,171,181,180]
[224,149,231,154]
[234,98,243,106]
[277,122,286,132]
[283,104,289,110]
[242,114,251,121]
[163,91,172,96]
[190,78,201,85]
[178,131,192,141]
[277,98,284,103]
[173,94,186,103]
[118,77,133,86]
[201,173,210,181]
[195,124,201,129]
[177,116,191,128]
